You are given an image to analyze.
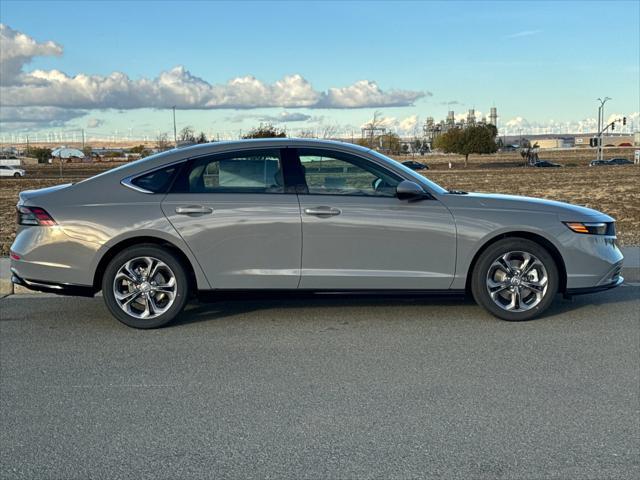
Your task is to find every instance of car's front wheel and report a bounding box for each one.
[13,172,21,177]
[471,238,559,321]
[102,244,189,328]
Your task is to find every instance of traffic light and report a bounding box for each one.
[623,117,627,125]
[589,137,597,147]
[611,122,615,131]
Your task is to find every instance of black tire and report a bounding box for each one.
[471,238,559,321]
[13,172,20,177]
[102,244,189,328]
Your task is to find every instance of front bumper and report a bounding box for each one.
[565,275,624,296]
[11,269,95,297]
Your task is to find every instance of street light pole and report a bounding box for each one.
[596,97,611,161]
[172,106,177,146]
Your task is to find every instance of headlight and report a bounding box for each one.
[564,222,614,235]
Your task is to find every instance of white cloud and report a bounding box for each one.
[0,24,426,119]
[224,110,313,124]
[260,111,312,122]
[501,114,638,135]
[398,114,420,134]
[0,24,62,85]
[86,117,104,128]
[321,80,429,108]
[360,113,423,136]
[505,29,542,39]
[0,106,85,130]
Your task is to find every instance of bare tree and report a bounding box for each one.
[298,129,316,138]
[320,124,339,139]
[178,126,196,144]
[155,133,170,151]
[361,111,386,147]
[196,131,208,144]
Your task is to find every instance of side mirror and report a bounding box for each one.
[396,180,428,201]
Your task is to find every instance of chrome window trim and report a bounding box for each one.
[120,177,154,194]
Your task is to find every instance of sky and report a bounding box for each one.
[0,0,639,142]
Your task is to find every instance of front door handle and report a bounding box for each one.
[304,206,341,217]
[175,205,213,215]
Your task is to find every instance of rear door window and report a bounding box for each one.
[171,149,285,194]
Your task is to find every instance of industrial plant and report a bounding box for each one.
[423,107,498,148]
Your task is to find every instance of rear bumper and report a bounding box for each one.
[11,270,95,297]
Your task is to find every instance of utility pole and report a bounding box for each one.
[172,106,177,146]
[81,129,85,153]
[596,97,611,161]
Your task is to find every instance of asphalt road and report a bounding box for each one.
[1,288,639,479]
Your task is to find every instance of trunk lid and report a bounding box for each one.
[18,183,73,205]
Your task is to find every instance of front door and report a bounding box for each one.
[162,148,301,289]
[293,148,456,290]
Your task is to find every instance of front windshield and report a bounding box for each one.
[368,149,448,195]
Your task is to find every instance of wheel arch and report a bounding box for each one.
[92,236,201,293]
[464,231,567,294]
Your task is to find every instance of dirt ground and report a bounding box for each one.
[1,150,638,255]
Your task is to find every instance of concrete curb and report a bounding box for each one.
[0,257,14,296]
[1,247,639,297]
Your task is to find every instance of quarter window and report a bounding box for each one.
[172,149,284,194]
[297,148,400,197]
[131,165,179,193]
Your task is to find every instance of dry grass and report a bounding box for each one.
[1,152,639,255]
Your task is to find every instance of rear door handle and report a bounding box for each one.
[304,206,341,217]
[175,205,213,215]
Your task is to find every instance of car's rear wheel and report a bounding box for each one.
[102,244,189,328]
[471,238,559,321]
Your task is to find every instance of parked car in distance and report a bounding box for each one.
[590,158,633,166]
[0,165,26,177]
[402,160,429,170]
[10,139,623,328]
[532,160,562,168]
[606,158,633,165]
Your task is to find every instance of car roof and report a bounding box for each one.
[175,137,372,155]
[78,138,379,185]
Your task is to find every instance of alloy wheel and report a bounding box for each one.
[486,251,548,312]
[112,256,177,319]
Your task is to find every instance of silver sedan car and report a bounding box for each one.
[10,139,623,328]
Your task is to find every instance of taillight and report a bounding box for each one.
[17,206,57,226]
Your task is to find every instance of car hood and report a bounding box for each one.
[443,192,614,222]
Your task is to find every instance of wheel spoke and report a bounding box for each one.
[505,289,517,310]
[497,255,514,275]
[519,252,532,273]
[115,270,137,283]
[147,258,160,280]
[488,278,509,298]
[523,260,540,276]
[122,261,139,282]
[115,289,139,303]
[523,281,545,293]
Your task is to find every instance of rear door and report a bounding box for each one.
[161,148,302,289]
[293,148,456,290]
